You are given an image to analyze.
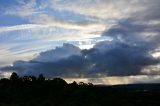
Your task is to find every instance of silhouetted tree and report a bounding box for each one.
[52,78,67,85]
[0,78,10,84]
[10,72,19,81]
[29,76,37,81]
[70,81,78,86]
[21,76,30,82]
[88,82,93,86]
[38,74,45,82]
[79,82,87,85]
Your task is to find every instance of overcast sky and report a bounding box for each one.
[0,0,160,85]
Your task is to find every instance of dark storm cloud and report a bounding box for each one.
[86,41,159,76]
[1,41,160,77]
[102,18,160,46]
[4,55,90,78]
[97,3,160,76]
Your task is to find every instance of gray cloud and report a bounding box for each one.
[33,43,81,62]
[98,1,160,76]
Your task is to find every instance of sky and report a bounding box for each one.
[0,0,160,85]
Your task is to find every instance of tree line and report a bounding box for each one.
[0,72,93,86]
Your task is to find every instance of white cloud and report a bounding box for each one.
[49,0,147,20]
[4,0,38,17]
[31,14,98,29]
[0,24,47,32]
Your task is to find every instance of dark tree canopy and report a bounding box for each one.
[52,78,67,85]
[0,72,160,106]
[38,74,45,81]
[10,72,19,81]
